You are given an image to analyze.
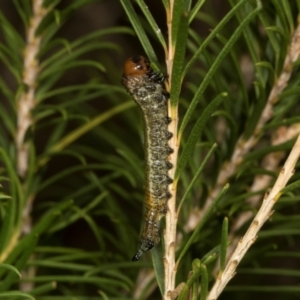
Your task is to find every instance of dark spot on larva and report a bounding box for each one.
[167,131,173,139]
[166,161,173,169]
[149,71,165,83]
[167,177,173,184]
[165,116,172,124]
[145,83,156,92]
[163,91,170,98]
[167,146,174,154]
[166,191,172,199]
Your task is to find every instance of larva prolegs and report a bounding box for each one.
[121,55,173,261]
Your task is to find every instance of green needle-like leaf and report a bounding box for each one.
[135,0,167,49]
[170,2,189,106]
[152,242,165,296]
[176,93,226,180]
[184,0,249,78]
[0,291,34,299]
[189,0,206,24]
[0,263,21,278]
[280,179,300,194]
[177,143,217,213]
[120,0,158,66]
[178,259,201,300]
[180,1,262,135]
[177,184,229,266]
[220,217,228,272]
[200,265,208,300]
[37,101,134,168]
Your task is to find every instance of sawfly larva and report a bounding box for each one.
[121,55,173,261]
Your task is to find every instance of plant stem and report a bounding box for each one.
[15,0,50,292]
[16,0,48,178]
[228,125,300,243]
[207,133,300,299]
[213,124,300,277]
[16,0,49,235]
[164,0,179,299]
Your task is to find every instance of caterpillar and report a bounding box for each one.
[121,55,173,261]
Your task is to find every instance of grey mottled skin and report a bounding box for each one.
[121,56,173,261]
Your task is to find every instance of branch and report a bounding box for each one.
[16,0,49,178]
[213,124,300,277]
[164,0,179,298]
[207,133,300,299]
[14,0,50,292]
[16,0,50,239]
[230,124,300,236]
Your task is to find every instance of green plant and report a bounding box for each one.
[1,0,300,299]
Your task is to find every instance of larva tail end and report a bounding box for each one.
[132,238,155,262]
[132,250,144,262]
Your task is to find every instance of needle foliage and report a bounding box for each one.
[1,1,300,300]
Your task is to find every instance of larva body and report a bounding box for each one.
[121,56,173,261]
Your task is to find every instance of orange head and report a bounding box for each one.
[123,55,150,76]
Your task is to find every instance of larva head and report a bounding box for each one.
[123,55,150,77]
